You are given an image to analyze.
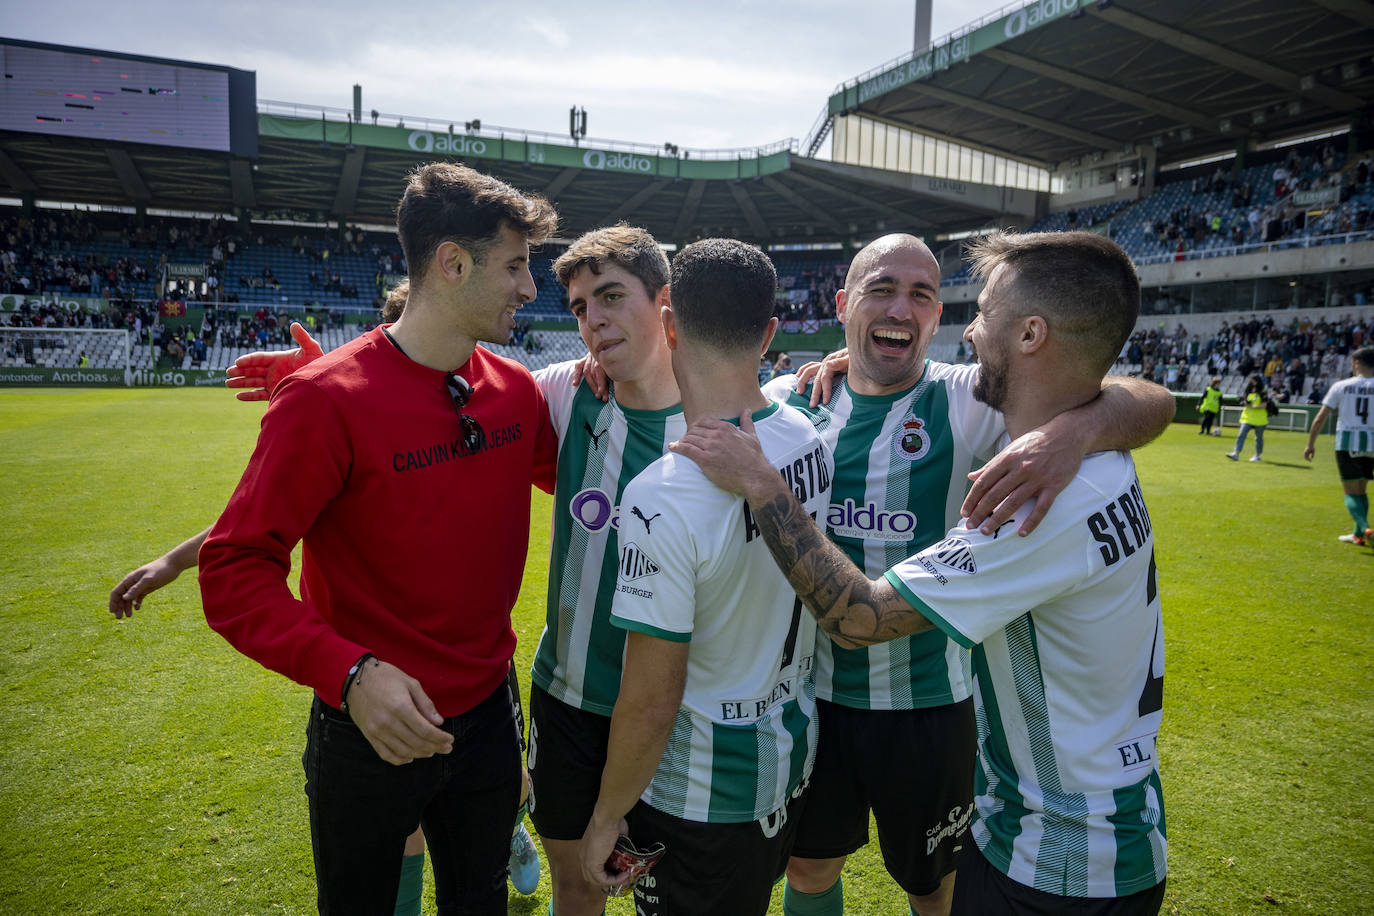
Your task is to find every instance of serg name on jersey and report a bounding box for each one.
[1086,479,1153,567]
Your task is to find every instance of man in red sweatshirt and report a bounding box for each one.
[199,162,558,914]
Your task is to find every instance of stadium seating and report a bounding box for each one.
[3,227,571,323]
[4,137,1370,382]
[772,253,846,319]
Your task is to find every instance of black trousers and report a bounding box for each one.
[303,681,521,915]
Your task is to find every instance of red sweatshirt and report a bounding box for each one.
[200,328,557,716]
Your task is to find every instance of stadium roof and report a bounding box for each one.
[8,2,1371,247]
[0,106,1031,245]
[814,0,1374,168]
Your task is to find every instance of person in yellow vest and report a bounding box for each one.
[1198,376,1222,436]
[78,353,89,368]
[1227,374,1269,461]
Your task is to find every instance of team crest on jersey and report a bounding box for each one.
[926,535,977,575]
[892,415,931,461]
[618,541,662,581]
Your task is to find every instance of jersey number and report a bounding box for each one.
[1356,396,1370,425]
[1137,551,1164,718]
[781,597,804,672]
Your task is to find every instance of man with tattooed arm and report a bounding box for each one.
[674,231,1169,916]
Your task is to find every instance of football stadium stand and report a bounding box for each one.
[4,145,1371,390]
[2,3,1372,392]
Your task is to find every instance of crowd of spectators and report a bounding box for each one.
[3,144,1372,371]
[1145,144,1370,258]
[776,262,843,320]
[0,210,160,299]
[0,207,408,315]
[1120,312,1371,398]
[0,283,332,371]
[506,320,544,353]
[284,226,406,307]
[0,294,156,333]
[1261,144,1374,242]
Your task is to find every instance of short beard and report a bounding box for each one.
[972,354,1007,411]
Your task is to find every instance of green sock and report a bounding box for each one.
[782,877,843,916]
[1345,494,1369,535]
[393,852,424,916]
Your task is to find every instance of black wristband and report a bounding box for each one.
[339,652,374,713]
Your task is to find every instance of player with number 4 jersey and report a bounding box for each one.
[760,234,1174,916]
[1304,346,1374,546]
[885,455,1167,900]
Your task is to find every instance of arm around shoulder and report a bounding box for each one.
[959,378,1173,536]
[1081,376,1177,452]
[744,478,934,648]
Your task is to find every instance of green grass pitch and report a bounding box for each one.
[0,387,1370,914]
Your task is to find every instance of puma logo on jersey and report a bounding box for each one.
[631,506,661,533]
[584,420,608,450]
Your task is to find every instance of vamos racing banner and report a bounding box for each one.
[831,0,1084,112]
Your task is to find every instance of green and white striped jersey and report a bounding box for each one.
[530,361,687,715]
[1322,375,1374,456]
[763,361,1003,710]
[610,403,833,823]
[885,450,1168,898]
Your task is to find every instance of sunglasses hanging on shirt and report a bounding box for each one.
[445,371,485,455]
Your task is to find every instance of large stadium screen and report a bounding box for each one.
[0,39,257,158]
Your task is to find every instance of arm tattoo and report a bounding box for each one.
[750,489,933,648]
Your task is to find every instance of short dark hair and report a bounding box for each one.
[381,279,409,323]
[668,239,777,351]
[395,162,557,289]
[552,224,669,298]
[966,230,1139,375]
[1352,346,1374,370]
